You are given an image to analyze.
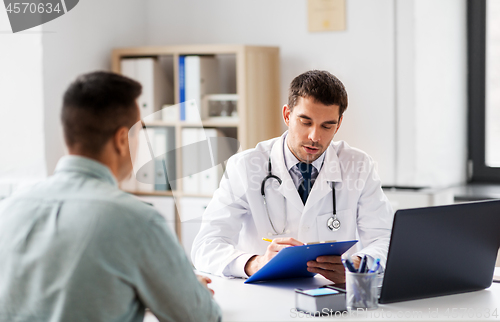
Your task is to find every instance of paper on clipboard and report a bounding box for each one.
[244,240,357,284]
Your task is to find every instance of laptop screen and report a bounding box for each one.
[379,199,500,304]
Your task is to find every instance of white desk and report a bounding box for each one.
[145,267,500,322]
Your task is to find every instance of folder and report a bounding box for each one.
[179,56,186,120]
[185,56,220,122]
[134,127,155,192]
[153,128,168,191]
[245,240,358,284]
[199,128,224,195]
[182,128,200,194]
[120,58,172,120]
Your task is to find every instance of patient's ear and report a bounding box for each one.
[113,126,129,157]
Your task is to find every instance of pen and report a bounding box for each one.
[368,258,381,273]
[342,259,358,273]
[358,255,368,273]
[262,238,273,243]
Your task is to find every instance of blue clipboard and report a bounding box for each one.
[244,240,358,284]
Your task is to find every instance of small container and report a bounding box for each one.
[202,94,238,120]
[295,287,346,315]
[346,271,378,310]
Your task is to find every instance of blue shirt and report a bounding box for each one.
[0,156,221,322]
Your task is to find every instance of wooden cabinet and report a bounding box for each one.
[111,44,281,240]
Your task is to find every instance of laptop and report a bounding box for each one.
[379,199,500,304]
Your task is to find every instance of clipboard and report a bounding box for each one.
[245,240,358,284]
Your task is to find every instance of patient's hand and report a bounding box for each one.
[244,237,303,276]
[197,275,215,296]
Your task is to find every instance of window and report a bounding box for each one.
[468,0,500,181]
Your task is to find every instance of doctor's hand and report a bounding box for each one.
[197,275,215,297]
[307,255,345,284]
[306,255,363,284]
[244,237,303,276]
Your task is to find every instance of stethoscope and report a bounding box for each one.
[260,157,340,235]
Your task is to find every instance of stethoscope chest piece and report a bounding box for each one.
[327,215,341,231]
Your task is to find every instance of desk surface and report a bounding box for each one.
[145,267,500,322]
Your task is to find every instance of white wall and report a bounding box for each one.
[396,0,467,187]
[0,10,46,193]
[41,0,149,175]
[145,0,467,187]
[146,0,397,185]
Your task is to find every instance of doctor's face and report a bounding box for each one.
[283,96,343,163]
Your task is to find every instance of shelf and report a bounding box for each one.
[144,120,177,127]
[123,189,215,199]
[181,119,239,128]
[124,190,174,197]
[144,119,239,128]
[181,193,216,198]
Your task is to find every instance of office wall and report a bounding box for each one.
[146,0,397,184]
[4,0,466,186]
[396,0,467,187]
[0,11,46,194]
[145,0,467,187]
[41,0,149,175]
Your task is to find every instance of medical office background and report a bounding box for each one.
[0,0,499,266]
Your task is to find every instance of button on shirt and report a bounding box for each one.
[0,156,221,322]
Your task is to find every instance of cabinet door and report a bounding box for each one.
[180,197,212,259]
[136,196,176,235]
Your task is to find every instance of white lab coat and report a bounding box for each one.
[192,132,394,277]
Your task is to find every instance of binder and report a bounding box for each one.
[120,59,135,81]
[182,128,200,194]
[120,58,172,119]
[153,128,168,191]
[199,128,223,195]
[153,127,176,191]
[134,127,155,192]
[165,127,176,190]
[184,56,220,122]
[179,56,186,121]
[245,240,358,284]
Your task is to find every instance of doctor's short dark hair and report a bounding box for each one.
[61,71,142,156]
[287,70,348,117]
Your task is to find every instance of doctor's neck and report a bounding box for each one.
[286,136,322,164]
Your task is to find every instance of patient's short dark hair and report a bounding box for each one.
[61,71,142,156]
[288,70,348,117]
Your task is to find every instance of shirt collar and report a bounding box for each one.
[54,155,118,187]
[283,133,326,172]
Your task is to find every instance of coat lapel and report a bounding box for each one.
[270,133,305,212]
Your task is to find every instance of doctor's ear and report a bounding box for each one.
[283,105,291,126]
[334,115,344,134]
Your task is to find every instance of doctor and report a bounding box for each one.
[192,70,393,283]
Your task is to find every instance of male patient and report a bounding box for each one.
[0,72,221,322]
